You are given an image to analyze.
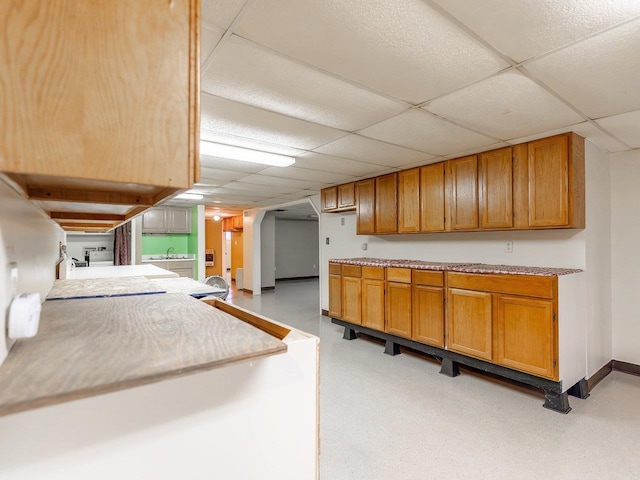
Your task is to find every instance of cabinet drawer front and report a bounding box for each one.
[412,270,443,287]
[329,263,342,275]
[342,265,362,278]
[447,272,555,298]
[386,267,411,283]
[362,266,385,280]
[169,260,193,269]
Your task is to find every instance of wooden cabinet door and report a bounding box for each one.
[375,173,398,234]
[420,163,446,232]
[232,215,244,230]
[356,179,375,235]
[362,279,385,331]
[329,274,342,319]
[321,187,338,211]
[168,208,191,233]
[338,183,355,209]
[479,147,513,229]
[496,295,557,379]
[412,285,444,347]
[447,288,492,360]
[386,282,412,338]
[528,135,569,227]
[342,277,362,325]
[448,156,479,230]
[142,208,167,233]
[398,168,420,233]
[0,0,197,189]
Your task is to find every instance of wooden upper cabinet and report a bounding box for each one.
[356,179,375,235]
[526,133,585,229]
[479,147,514,229]
[321,187,338,212]
[420,163,446,232]
[338,183,356,209]
[0,0,200,231]
[447,288,493,361]
[448,156,479,231]
[496,295,557,380]
[398,169,420,233]
[375,173,398,234]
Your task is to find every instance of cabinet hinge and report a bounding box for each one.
[553,359,557,367]
[553,313,557,322]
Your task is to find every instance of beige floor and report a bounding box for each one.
[227,278,640,480]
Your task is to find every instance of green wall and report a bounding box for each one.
[141,234,190,255]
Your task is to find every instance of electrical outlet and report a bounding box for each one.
[326,237,330,245]
[361,243,368,251]
[504,241,513,253]
[313,264,316,269]
[340,217,345,226]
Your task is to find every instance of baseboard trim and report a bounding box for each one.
[612,359,640,377]
[262,286,275,292]
[276,276,319,281]
[321,309,329,317]
[587,361,613,391]
[242,288,253,294]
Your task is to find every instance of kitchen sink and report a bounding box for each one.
[148,255,191,260]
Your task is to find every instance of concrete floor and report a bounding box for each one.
[227,278,640,480]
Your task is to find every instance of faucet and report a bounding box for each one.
[166,247,175,259]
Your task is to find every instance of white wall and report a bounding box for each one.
[261,213,276,288]
[0,179,65,366]
[66,233,113,260]
[275,219,319,279]
[611,149,640,365]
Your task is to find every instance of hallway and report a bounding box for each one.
[228,278,640,480]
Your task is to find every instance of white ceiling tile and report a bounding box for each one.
[359,109,498,156]
[314,134,435,167]
[525,19,640,119]
[201,25,224,66]
[200,94,347,150]
[202,36,408,131]
[200,130,305,157]
[239,174,324,190]
[508,122,630,153]
[293,152,390,176]
[202,0,247,31]
[198,168,249,182]
[424,70,584,139]
[223,182,304,195]
[432,0,640,62]
[596,110,640,149]
[234,0,508,103]
[202,187,275,199]
[256,166,355,184]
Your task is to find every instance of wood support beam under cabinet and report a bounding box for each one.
[27,186,156,206]
[49,212,127,222]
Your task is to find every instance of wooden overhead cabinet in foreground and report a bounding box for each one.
[0,0,201,232]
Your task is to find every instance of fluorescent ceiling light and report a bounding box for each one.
[176,193,203,200]
[200,141,295,167]
[213,215,221,221]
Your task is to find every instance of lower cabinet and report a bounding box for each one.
[496,295,555,379]
[341,266,362,325]
[412,280,444,347]
[386,268,412,338]
[362,267,385,331]
[328,269,342,319]
[147,260,194,279]
[447,288,493,361]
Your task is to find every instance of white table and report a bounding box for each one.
[68,264,179,280]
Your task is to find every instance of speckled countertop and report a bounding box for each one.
[329,258,582,276]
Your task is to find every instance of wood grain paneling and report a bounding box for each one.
[329,263,342,275]
[420,163,446,232]
[0,294,286,416]
[479,147,513,229]
[447,288,492,360]
[362,266,385,280]
[496,295,557,380]
[375,173,398,233]
[413,270,444,287]
[398,168,420,233]
[205,218,223,277]
[329,274,342,318]
[341,265,362,278]
[362,278,385,331]
[448,156,479,231]
[321,186,338,211]
[342,276,362,325]
[386,267,411,284]
[528,135,569,227]
[386,281,412,338]
[412,285,444,347]
[356,179,375,234]
[447,272,555,299]
[338,182,355,209]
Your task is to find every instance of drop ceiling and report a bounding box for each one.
[182,0,640,215]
